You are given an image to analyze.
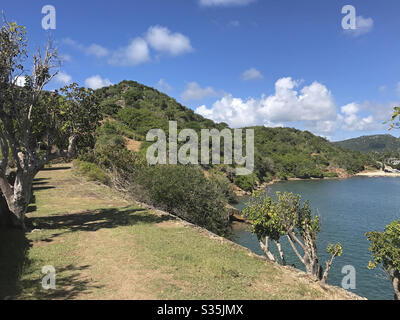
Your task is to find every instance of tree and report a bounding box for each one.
[243,191,286,264]
[388,106,400,131]
[244,191,342,283]
[0,20,101,229]
[366,220,400,300]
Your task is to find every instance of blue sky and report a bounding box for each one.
[2,0,400,141]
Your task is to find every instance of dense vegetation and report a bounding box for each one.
[89,81,375,191]
[333,134,400,153]
[63,80,376,235]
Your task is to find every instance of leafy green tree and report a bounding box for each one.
[244,191,342,283]
[243,191,286,264]
[388,106,400,131]
[0,20,100,229]
[366,220,400,300]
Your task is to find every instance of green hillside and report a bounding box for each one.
[91,80,374,183]
[333,134,400,153]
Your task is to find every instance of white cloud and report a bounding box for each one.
[199,0,255,7]
[63,38,109,58]
[85,44,109,58]
[63,26,191,67]
[156,79,173,92]
[341,102,359,116]
[84,75,112,90]
[196,78,337,128]
[14,76,26,87]
[59,53,71,62]
[109,37,150,66]
[181,82,217,101]
[146,26,193,56]
[345,16,374,37]
[54,72,72,85]
[241,68,263,81]
[195,78,392,137]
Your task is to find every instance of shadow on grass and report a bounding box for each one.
[1,206,174,299]
[0,228,31,299]
[32,178,55,192]
[27,206,175,245]
[17,264,104,300]
[41,166,71,171]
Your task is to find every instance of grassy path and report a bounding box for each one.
[0,164,357,300]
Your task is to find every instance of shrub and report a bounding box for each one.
[73,160,110,185]
[134,165,231,236]
[234,173,258,192]
[323,172,339,178]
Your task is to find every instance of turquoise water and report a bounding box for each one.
[231,177,400,300]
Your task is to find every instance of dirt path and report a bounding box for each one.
[12,163,362,300]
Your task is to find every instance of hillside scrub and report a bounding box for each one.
[77,127,234,236]
[91,81,375,193]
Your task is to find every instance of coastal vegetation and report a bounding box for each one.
[1,18,398,300]
[366,220,400,300]
[243,191,342,284]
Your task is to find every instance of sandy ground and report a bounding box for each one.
[356,170,400,177]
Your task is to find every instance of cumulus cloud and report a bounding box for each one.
[85,44,109,58]
[199,0,255,7]
[63,26,192,67]
[194,77,388,137]
[59,53,71,62]
[14,76,26,87]
[156,79,173,92]
[181,82,218,101]
[63,38,109,58]
[340,103,376,131]
[108,37,150,66]
[54,72,72,85]
[241,68,263,80]
[146,26,193,56]
[196,77,337,128]
[85,75,112,90]
[344,16,374,37]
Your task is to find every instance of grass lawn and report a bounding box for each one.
[0,164,357,300]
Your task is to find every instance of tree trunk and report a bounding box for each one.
[274,240,286,266]
[0,170,35,230]
[393,273,400,301]
[259,236,276,262]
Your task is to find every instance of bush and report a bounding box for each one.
[234,173,258,192]
[72,160,110,185]
[323,172,339,178]
[134,165,231,236]
[210,173,238,204]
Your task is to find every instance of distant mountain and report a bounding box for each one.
[333,134,400,153]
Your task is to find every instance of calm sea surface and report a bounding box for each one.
[231,177,400,300]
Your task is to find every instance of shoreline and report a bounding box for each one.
[234,169,400,197]
[355,170,400,177]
